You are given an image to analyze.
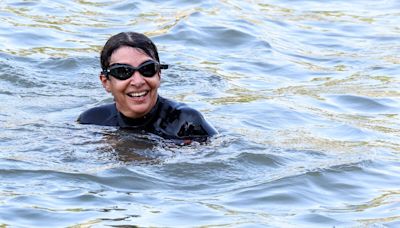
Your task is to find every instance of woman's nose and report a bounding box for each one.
[129,71,145,86]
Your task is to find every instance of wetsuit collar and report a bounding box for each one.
[116,96,161,128]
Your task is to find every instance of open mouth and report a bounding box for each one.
[127,91,149,98]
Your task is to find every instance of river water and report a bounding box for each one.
[0,0,399,227]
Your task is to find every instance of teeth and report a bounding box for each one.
[128,91,147,97]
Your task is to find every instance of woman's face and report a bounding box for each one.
[100,46,161,118]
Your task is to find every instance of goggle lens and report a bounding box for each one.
[104,60,168,80]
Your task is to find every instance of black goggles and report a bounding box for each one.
[102,60,168,80]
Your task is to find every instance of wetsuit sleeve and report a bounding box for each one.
[176,107,217,140]
[77,104,118,126]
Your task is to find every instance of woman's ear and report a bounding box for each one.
[100,74,111,93]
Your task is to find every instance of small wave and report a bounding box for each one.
[329,94,399,113]
[158,11,270,51]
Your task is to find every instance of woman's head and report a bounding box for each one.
[100,32,160,70]
[99,32,163,119]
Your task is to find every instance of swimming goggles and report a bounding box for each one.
[103,60,168,80]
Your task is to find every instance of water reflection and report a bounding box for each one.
[96,130,163,163]
[96,129,209,164]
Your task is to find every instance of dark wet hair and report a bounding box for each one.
[100,32,160,70]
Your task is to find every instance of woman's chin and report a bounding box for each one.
[118,101,152,118]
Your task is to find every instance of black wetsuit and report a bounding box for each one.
[78,96,217,142]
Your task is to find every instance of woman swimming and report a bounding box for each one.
[78,32,217,143]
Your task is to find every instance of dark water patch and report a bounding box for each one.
[0,55,104,119]
[162,64,224,89]
[5,0,38,7]
[159,11,270,51]
[294,213,344,227]
[220,159,399,225]
[0,55,99,91]
[0,90,13,96]
[366,34,400,43]
[223,175,320,210]
[0,158,38,170]
[34,56,101,75]
[107,1,140,11]
[0,201,139,227]
[0,65,46,89]
[214,100,326,134]
[17,96,92,114]
[223,59,284,80]
[234,152,284,168]
[96,130,173,163]
[368,65,400,76]
[156,159,239,190]
[0,168,169,193]
[139,137,271,192]
[329,94,399,113]
[315,123,385,142]
[37,56,95,72]
[93,167,175,191]
[160,64,226,108]
[7,31,57,48]
[0,205,88,228]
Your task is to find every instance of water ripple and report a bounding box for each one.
[1,0,400,227]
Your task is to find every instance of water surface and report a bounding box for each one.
[0,0,399,227]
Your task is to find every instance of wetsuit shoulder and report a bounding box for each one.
[77,103,118,126]
[158,97,217,139]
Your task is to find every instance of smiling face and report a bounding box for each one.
[100,46,161,119]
